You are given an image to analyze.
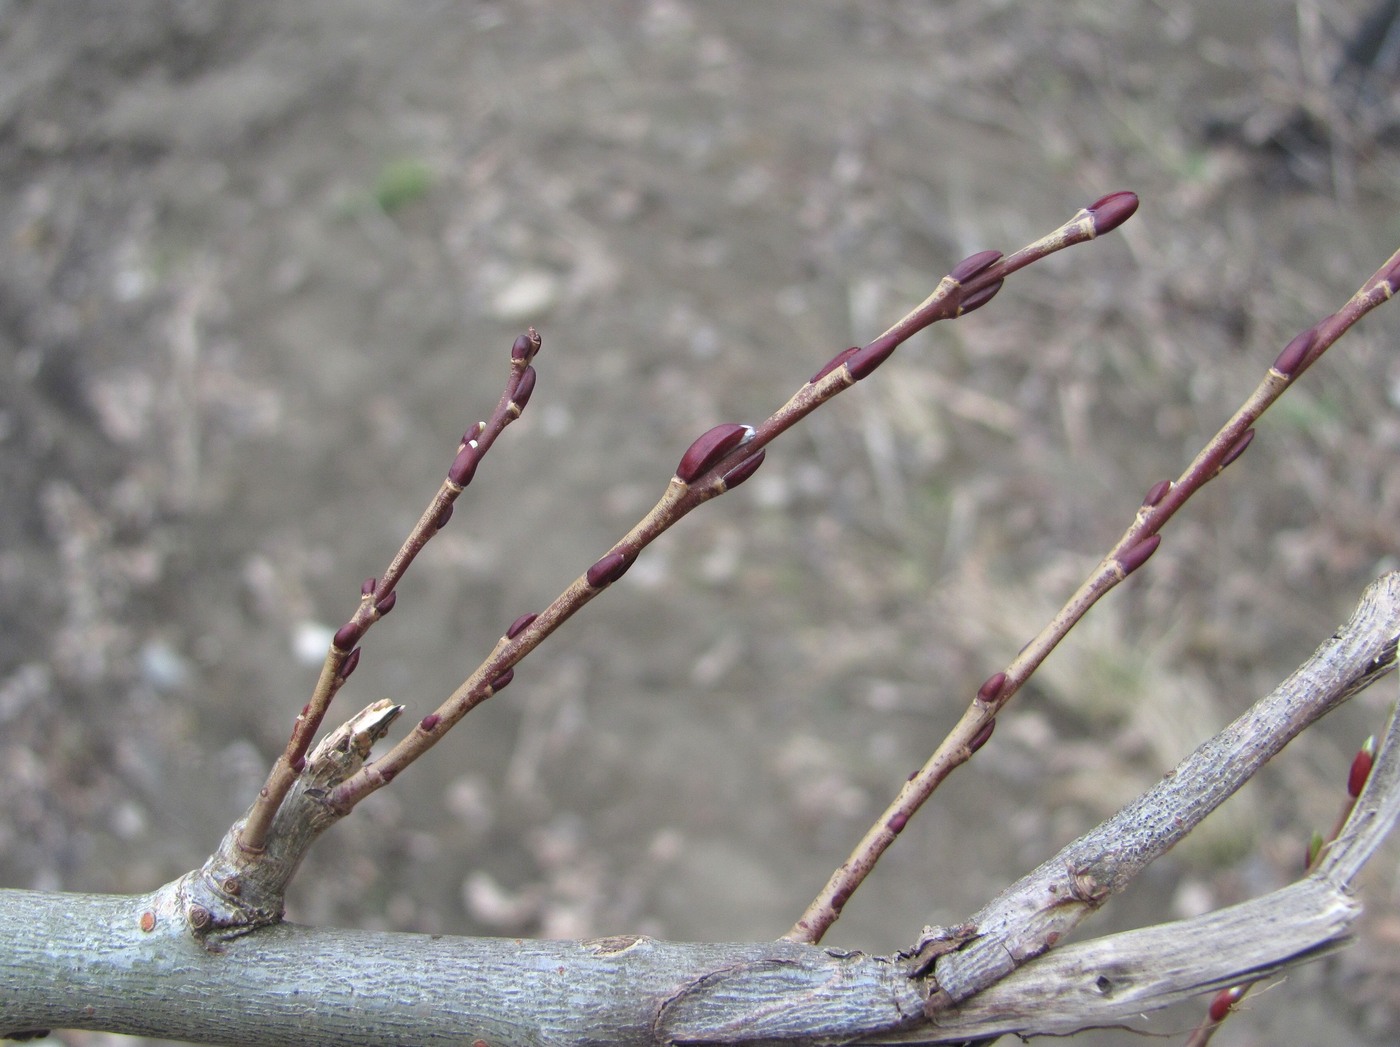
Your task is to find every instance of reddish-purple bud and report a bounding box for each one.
[420,713,441,732]
[949,249,1003,284]
[811,346,860,384]
[511,332,537,362]
[831,889,850,912]
[491,668,515,692]
[1273,327,1318,377]
[461,422,484,446]
[338,647,361,681]
[333,621,364,651]
[361,577,377,597]
[957,278,1004,316]
[291,755,306,774]
[676,423,754,483]
[1087,191,1139,235]
[1219,429,1254,471]
[506,612,538,639]
[1117,534,1161,576]
[846,339,898,382]
[1142,479,1172,508]
[969,718,996,753]
[448,445,480,487]
[512,365,537,410]
[1208,986,1243,1023]
[722,450,766,489]
[375,591,397,617]
[586,549,635,588]
[1348,746,1375,799]
[887,811,909,834]
[435,503,454,529]
[976,672,1007,705]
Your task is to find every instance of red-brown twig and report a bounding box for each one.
[323,193,1141,815]
[237,330,541,853]
[784,244,1400,945]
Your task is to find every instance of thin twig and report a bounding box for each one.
[238,330,541,853]
[325,193,1141,815]
[786,243,1400,945]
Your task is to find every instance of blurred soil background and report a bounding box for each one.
[4,1,1400,1044]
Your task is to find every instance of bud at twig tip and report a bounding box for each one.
[1086,190,1139,235]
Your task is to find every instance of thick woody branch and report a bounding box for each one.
[6,576,1397,1046]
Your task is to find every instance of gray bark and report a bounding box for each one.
[3,573,1400,1046]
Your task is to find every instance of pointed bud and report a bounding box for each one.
[957,278,1004,316]
[490,668,515,692]
[375,591,397,617]
[506,612,538,639]
[291,755,306,774]
[722,450,766,489]
[846,338,899,382]
[1272,327,1318,377]
[338,647,361,682]
[587,549,636,588]
[1086,191,1139,235]
[512,365,537,411]
[976,672,1007,706]
[1208,986,1244,1023]
[420,713,441,732]
[949,249,1003,284]
[435,503,454,529]
[448,445,480,487]
[333,621,365,651]
[1142,480,1171,508]
[811,346,860,384]
[1116,534,1161,576]
[969,718,996,753]
[361,577,377,597]
[1348,739,1376,798]
[676,423,754,483]
[1219,429,1254,472]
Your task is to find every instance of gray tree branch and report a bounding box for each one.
[3,574,1399,1046]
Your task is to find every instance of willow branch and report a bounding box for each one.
[787,243,1400,944]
